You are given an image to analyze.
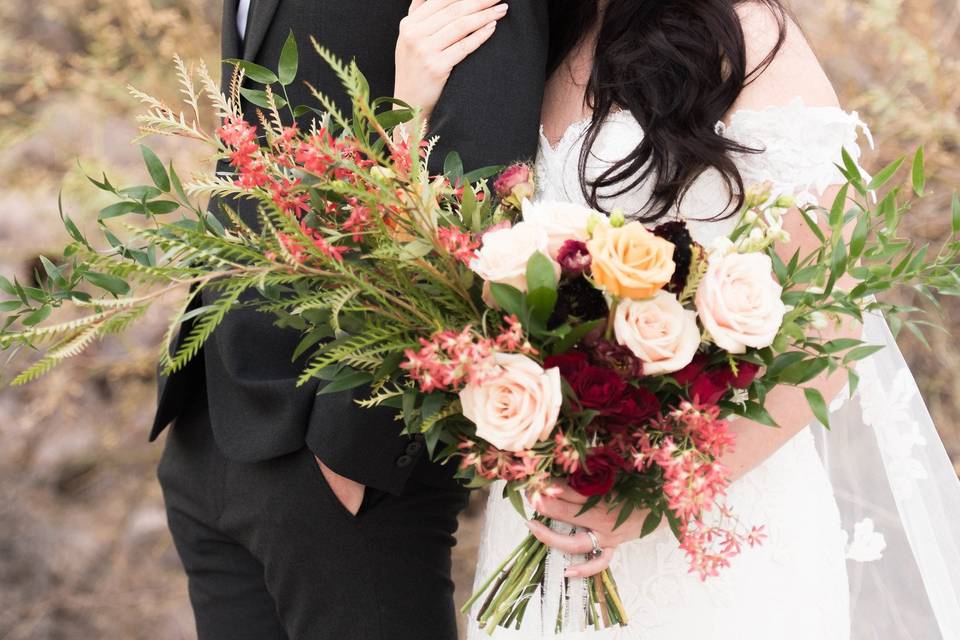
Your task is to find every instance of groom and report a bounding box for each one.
[152,1,548,639]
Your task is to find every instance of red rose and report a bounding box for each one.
[606,386,660,427]
[572,366,628,411]
[689,369,730,404]
[730,361,761,388]
[672,353,708,386]
[569,447,627,497]
[544,351,591,384]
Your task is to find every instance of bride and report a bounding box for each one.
[452,1,960,639]
[394,0,960,637]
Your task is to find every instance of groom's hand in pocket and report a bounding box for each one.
[316,457,365,516]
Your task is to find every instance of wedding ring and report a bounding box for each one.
[584,529,603,559]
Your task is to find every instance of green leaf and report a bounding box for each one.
[952,193,960,235]
[613,501,635,530]
[119,185,162,201]
[798,209,826,244]
[526,287,558,325]
[224,59,279,84]
[376,108,414,130]
[85,271,130,296]
[443,152,464,182]
[843,344,884,365]
[462,165,503,184]
[848,212,869,261]
[489,283,525,318]
[911,147,925,196]
[239,87,288,110]
[804,387,831,429]
[867,156,904,191]
[170,162,189,204]
[146,200,180,215]
[22,305,52,326]
[140,145,170,192]
[278,31,299,85]
[640,508,663,537]
[740,401,779,427]
[99,201,141,220]
[525,251,558,292]
[507,487,526,518]
[823,338,863,354]
[317,370,373,395]
[829,183,849,229]
[550,318,603,355]
[0,300,21,312]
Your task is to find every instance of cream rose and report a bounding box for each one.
[614,291,701,375]
[459,353,563,452]
[695,252,786,354]
[470,221,559,291]
[521,199,600,257]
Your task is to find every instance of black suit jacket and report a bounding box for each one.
[151,0,549,495]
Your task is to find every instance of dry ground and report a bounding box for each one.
[0,1,957,638]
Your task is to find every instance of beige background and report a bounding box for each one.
[1,1,958,638]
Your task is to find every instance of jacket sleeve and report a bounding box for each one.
[305,0,550,492]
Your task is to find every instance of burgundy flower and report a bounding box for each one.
[672,353,709,386]
[606,386,661,427]
[569,447,628,497]
[728,361,761,389]
[571,366,628,411]
[549,277,609,329]
[544,351,591,384]
[585,338,644,379]
[556,239,592,275]
[689,369,731,404]
[652,220,696,295]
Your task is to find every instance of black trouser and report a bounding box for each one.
[157,390,470,640]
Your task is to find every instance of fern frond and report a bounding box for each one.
[173,54,201,125]
[165,282,248,373]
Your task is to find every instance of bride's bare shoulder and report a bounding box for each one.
[732,2,839,112]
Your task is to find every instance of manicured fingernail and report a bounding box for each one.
[495,3,509,12]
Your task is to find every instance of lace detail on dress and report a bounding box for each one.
[533,99,871,249]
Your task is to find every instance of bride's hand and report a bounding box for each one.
[527,482,649,578]
[395,0,508,123]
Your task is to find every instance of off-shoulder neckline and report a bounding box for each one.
[538,97,859,155]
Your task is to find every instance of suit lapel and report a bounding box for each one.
[221,0,242,61]
[242,0,282,62]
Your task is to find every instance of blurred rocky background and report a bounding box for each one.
[0,1,957,638]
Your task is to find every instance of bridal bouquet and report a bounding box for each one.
[2,37,959,635]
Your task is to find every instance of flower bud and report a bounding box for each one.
[609,208,626,228]
[749,228,764,243]
[810,311,829,330]
[774,194,796,209]
[493,163,535,210]
[743,210,759,224]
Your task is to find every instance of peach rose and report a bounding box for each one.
[459,353,562,452]
[587,221,675,299]
[695,252,786,354]
[614,291,701,375]
[470,221,559,292]
[521,200,600,258]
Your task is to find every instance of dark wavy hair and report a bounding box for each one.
[548,0,788,221]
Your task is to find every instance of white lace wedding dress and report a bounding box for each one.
[466,100,960,639]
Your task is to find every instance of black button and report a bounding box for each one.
[405,441,423,455]
[395,454,413,468]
